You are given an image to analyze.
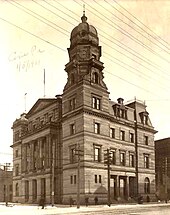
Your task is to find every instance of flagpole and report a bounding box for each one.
[24,93,27,112]
[44,69,46,97]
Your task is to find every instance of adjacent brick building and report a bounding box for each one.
[155,138,170,201]
[0,165,13,203]
[11,13,157,204]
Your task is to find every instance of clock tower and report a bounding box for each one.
[63,12,109,114]
[62,12,110,204]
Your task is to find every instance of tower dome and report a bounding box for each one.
[70,13,99,48]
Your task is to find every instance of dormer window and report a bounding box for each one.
[143,115,148,125]
[140,111,149,125]
[113,105,127,119]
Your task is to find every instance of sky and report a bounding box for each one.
[0,0,170,164]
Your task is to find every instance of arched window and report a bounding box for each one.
[16,183,19,197]
[70,73,75,84]
[144,177,150,194]
[93,72,99,84]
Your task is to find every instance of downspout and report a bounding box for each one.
[134,105,139,198]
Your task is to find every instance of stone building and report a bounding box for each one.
[12,13,157,204]
[155,138,170,201]
[0,165,13,203]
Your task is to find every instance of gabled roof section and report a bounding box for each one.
[26,98,57,117]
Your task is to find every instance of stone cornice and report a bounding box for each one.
[62,107,156,134]
[21,121,61,139]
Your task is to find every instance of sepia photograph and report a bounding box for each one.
[0,0,170,214]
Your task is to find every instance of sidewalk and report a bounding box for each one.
[0,202,170,215]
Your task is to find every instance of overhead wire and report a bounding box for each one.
[24,0,170,87]
[112,0,170,48]
[72,0,170,92]
[7,0,70,36]
[43,0,170,82]
[104,0,170,51]
[42,0,170,88]
[1,1,169,163]
[0,16,66,52]
[77,0,170,64]
[1,0,169,97]
[101,39,170,91]
[103,55,163,97]
[31,0,76,26]
[30,0,170,94]
[43,0,78,22]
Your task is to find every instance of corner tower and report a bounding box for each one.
[62,13,110,204]
[63,12,107,94]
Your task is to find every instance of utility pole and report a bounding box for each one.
[51,138,55,206]
[165,157,168,203]
[104,149,111,207]
[4,163,11,207]
[134,106,139,198]
[75,143,83,209]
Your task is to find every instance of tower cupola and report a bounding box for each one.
[64,12,107,92]
[70,13,99,48]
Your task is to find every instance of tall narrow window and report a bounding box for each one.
[130,133,134,143]
[15,149,19,158]
[143,115,148,125]
[15,164,19,176]
[144,154,149,168]
[92,97,101,110]
[120,152,125,166]
[95,175,97,183]
[70,175,73,184]
[120,130,125,141]
[99,175,102,183]
[94,123,100,134]
[16,183,19,197]
[93,72,99,84]
[74,175,77,184]
[144,135,149,145]
[110,128,115,138]
[94,145,101,162]
[70,123,75,135]
[70,98,76,111]
[129,154,135,167]
[70,147,77,163]
[110,150,116,165]
[144,177,150,194]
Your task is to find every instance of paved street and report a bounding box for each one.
[74,204,170,215]
[0,202,170,215]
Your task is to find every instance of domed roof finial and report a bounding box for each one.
[81,4,87,23]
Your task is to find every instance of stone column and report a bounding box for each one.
[115,175,119,200]
[125,176,129,200]
[39,138,43,169]
[30,141,34,171]
[37,138,41,169]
